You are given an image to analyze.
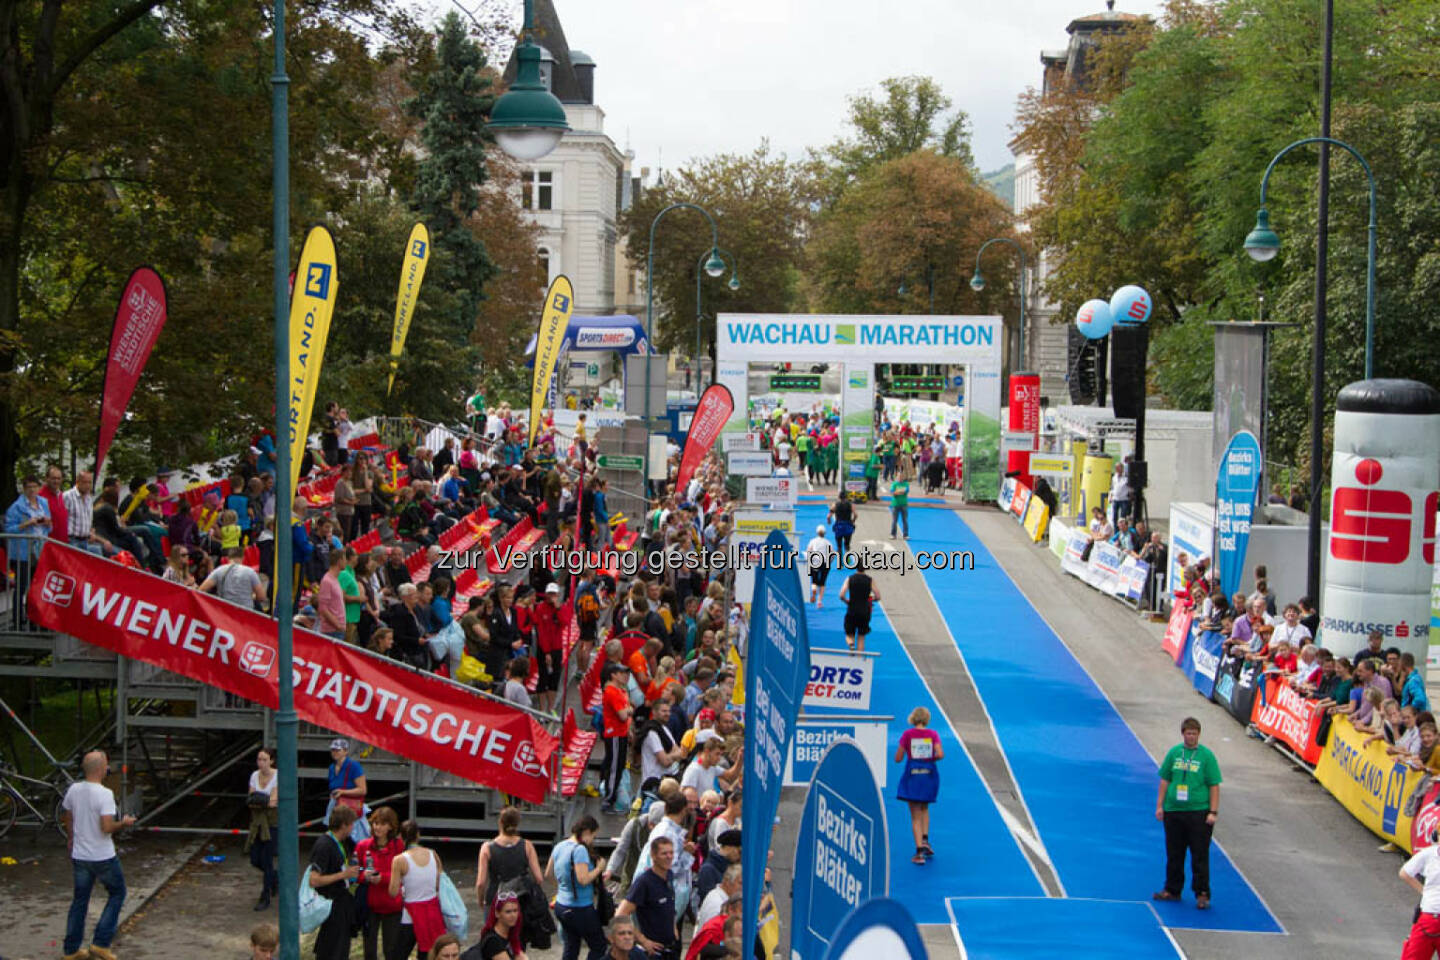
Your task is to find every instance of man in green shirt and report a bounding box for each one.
[795,431,814,483]
[864,450,881,501]
[889,477,910,539]
[337,548,364,645]
[1154,717,1222,909]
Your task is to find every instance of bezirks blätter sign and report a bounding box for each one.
[27,544,557,801]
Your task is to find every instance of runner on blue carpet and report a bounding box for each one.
[895,707,943,865]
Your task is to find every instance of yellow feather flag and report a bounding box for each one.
[528,275,574,446]
[386,222,431,396]
[287,225,340,491]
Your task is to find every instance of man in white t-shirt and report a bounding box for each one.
[62,750,135,960]
[698,862,742,927]
[805,525,837,609]
[681,733,732,802]
[639,701,685,789]
[1399,836,1440,955]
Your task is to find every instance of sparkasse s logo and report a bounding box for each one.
[40,571,76,608]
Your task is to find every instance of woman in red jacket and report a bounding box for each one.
[355,806,407,960]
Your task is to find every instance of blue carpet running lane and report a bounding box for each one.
[795,505,1042,922]
[946,898,1184,959]
[911,510,1281,933]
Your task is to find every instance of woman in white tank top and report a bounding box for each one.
[387,820,447,960]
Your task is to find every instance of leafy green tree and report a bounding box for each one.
[5,0,426,485]
[618,142,810,365]
[395,11,500,411]
[806,150,1019,319]
[816,76,975,203]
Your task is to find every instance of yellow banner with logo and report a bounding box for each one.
[287,225,339,490]
[1023,496,1050,543]
[1315,714,1425,852]
[528,275,573,446]
[387,222,431,396]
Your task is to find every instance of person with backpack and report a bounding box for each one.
[475,807,545,928]
[547,815,609,960]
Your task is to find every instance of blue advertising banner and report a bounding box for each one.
[823,897,929,960]
[792,739,889,960]
[1182,628,1225,699]
[1215,430,1262,601]
[743,529,811,960]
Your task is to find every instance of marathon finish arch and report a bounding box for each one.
[1321,379,1440,664]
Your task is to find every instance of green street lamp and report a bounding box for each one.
[268,2,299,958]
[1245,136,1377,377]
[972,237,1029,371]
[488,0,570,161]
[645,202,722,488]
[694,247,739,395]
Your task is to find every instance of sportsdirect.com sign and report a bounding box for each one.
[803,650,874,710]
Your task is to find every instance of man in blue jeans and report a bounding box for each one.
[62,750,135,960]
[889,477,910,539]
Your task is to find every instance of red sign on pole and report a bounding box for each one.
[1161,604,1192,665]
[675,383,734,496]
[27,544,558,802]
[96,267,168,476]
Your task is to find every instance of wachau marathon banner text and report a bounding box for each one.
[27,543,558,802]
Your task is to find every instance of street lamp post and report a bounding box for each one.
[645,203,723,488]
[487,0,570,161]
[694,247,739,395]
[970,237,1028,373]
[1243,135,1377,605]
[269,0,299,957]
[1244,136,1377,377]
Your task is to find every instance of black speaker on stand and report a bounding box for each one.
[1110,322,1150,527]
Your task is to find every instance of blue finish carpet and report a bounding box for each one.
[947,898,1183,959]
[910,510,1281,933]
[795,505,1042,922]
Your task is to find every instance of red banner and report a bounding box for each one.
[27,543,557,802]
[675,383,733,497]
[1413,783,1440,853]
[1161,604,1191,664]
[1251,676,1325,765]
[96,267,168,475]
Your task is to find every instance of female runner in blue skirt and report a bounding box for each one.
[895,706,944,864]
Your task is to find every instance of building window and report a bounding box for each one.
[538,246,551,282]
[627,271,637,295]
[522,170,554,211]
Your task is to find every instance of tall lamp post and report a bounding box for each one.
[694,247,740,395]
[1243,137,1377,376]
[269,1,566,956]
[268,3,298,956]
[1242,135,1377,604]
[970,237,1028,373]
[646,203,724,488]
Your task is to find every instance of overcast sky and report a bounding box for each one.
[445,0,1166,177]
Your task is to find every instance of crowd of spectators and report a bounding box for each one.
[1178,560,1435,781]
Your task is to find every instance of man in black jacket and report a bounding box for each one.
[381,583,428,667]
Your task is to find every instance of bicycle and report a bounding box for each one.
[0,758,74,839]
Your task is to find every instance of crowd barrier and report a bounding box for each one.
[1159,603,1435,853]
[999,477,1151,610]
